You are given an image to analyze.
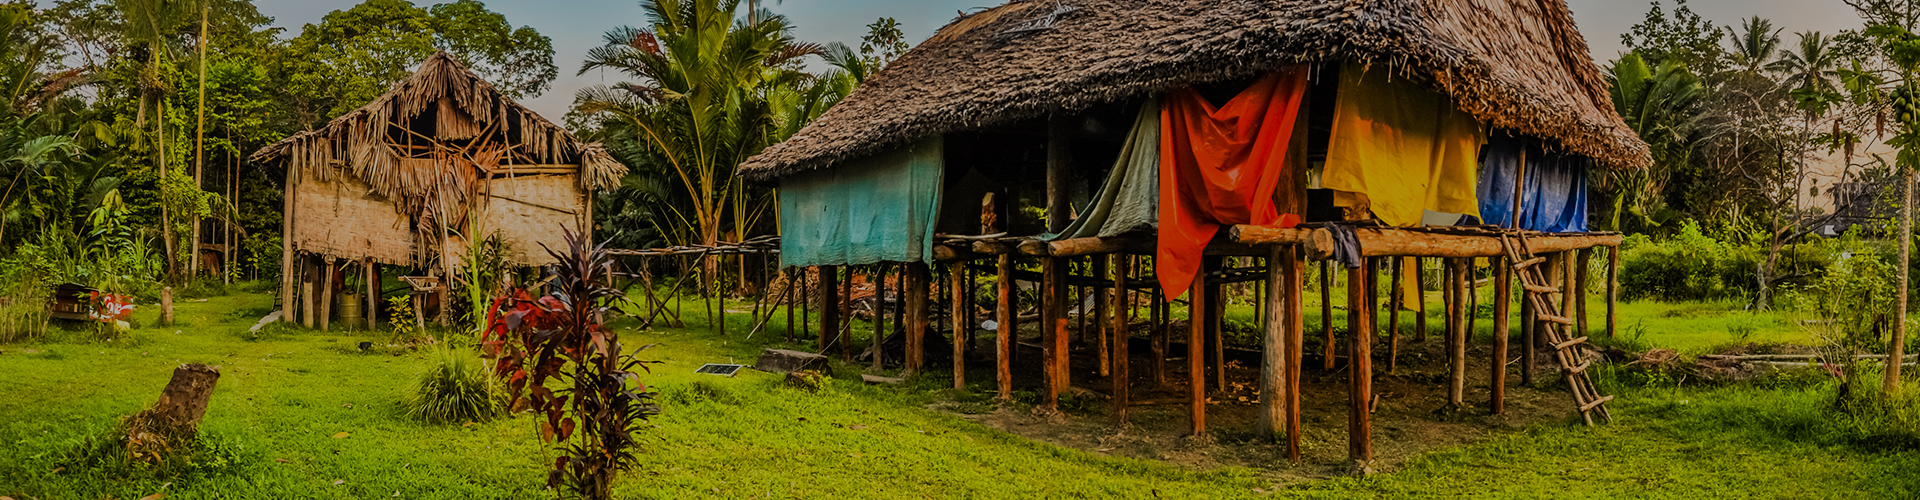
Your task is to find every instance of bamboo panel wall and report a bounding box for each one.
[477,174,587,266]
[292,173,416,265]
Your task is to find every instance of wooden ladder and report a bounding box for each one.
[1499,232,1614,425]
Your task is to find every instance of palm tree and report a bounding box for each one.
[1725,16,1783,76]
[575,0,820,295]
[1606,52,1705,231]
[113,0,194,280]
[1774,31,1841,96]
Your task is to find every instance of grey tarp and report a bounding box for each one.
[1042,99,1162,241]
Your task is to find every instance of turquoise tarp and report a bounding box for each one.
[1042,99,1162,241]
[779,136,945,267]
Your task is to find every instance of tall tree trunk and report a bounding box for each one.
[191,3,208,279]
[1888,169,1912,394]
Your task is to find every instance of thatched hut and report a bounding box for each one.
[742,0,1652,462]
[251,51,625,329]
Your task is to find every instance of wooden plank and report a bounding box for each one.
[1111,254,1130,427]
[1492,257,1510,414]
[1346,264,1372,463]
[1232,226,1621,257]
[996,255,1015,400]
[1189,269,1208,436]
[952,262,967,390]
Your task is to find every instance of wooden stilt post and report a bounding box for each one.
[966,265,978,354]
[1346,263,1372,464]
[873,264,889,372]
[1321,260,1334,370]
[841,265,853,361]
[1559,252,1574,323]
[320,258,335,331]
[1259,245,1289,442]
[1607,245,1620,338]
[1347,259,1367,374]
[366,259,378,330]
[1045,110,1071,413]
[1415,258,1428,343]
[1284,245,1305,462]
[1207,258,1225,392]
[1448,258,1467,407]
[1492,256,1511,414]
[1576,248,1591,337]
[786,267,797,341]
[1520,263,1536,387]
[996,254,1015,400]
[1152,281,1168,388]
[1189,270,1207,436]
[952,262,967,389]
[301,255,316,328]
[1042,257,1065,412]
[819,265,839,355]
[1096,257,1111,378]
[906,263,929,376]
[1111,254,1130,427]
[1388,256,1402,373]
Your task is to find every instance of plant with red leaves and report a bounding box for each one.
[481,228,658,499]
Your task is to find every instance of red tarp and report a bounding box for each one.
[1157,68,1309,298]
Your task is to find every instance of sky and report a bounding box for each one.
[252,0,1875,120]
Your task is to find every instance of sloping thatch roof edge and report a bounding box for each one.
[739,0,1651,182]
[249,51,628,191]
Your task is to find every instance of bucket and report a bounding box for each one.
[337,292,365,330]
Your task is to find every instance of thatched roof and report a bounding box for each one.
[740,0,1651,181]
[250,51,627,191]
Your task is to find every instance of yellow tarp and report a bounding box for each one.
[1322,62,1486,227]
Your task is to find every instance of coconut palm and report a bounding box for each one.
[575,0,820,294]
[1774,31,1842,97]
[1605,52,1705,231]
[1725,16,1783,76]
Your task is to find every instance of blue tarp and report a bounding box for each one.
[779,136,945,267]
[1476,133,1589,233]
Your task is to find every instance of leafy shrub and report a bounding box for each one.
[1619,220,1830,302]
[403,346,504,424]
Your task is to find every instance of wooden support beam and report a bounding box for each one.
[1607,245,1620,338]
[1284,245,1305,463]
[1576,248,1591,338]
[320,258,335,331]
[1043,257,1068,412]
[1047,234,1154,257]
[1096,257,1111,378]
[1259,246,1288,442]
[1416,257,1428,343]
[366,259,379,331]
[819,265,839,356]
[841,266,854,361]
[996,255,1015,400]
[1321,260,1334,370]
[1207,258,1225,392]
[1347,264,1373,464]
[971,240,1017,255]
[1492,257,1510,414]
[1189,270,1208,436]
[1388,257,1402,373]
[1448,258,1466,407]
[952,262,967,390]
[279,166,298,322]
[1231,226,1622,257]
[1520,260,1536,387]
[873,264,888,372]
[300,255,315,328]
[933,245,980,262]
[1152,283,1168,388]
[906,263,929,376]
[1111,254,1130,427]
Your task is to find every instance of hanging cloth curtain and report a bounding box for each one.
[1157,68,1310,298]
[779,136,945,267]
[1476,132,1590,232]
[1322,61,1486,227]
[1044,99,1163,241]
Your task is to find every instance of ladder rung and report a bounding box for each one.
[1579,395,1615,412]
[1538,314,1573,325]
[1524,284,1560,294]
[1513,257,1548,270]
[1565,360,1591,374]
[1554,336,1588,350]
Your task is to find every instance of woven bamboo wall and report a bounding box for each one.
[477,174,587,266]
[292,172,416,265]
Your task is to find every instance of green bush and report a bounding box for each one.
[1618,220,1830,302]
[402,347,505,424]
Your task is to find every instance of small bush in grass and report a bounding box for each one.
[404,347,504,424]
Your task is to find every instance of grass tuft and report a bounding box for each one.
[402,346,504,425]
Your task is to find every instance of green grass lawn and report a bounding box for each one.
[0,287,1908,499]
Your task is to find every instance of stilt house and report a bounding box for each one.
[741,0,1651,463]
[251,51,626,329]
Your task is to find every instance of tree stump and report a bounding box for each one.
[160,287,175,326]
[124,364,220,461]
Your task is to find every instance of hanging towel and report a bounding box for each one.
[779,136,945,267]
[1323,62,1486,226]
[1157,68,1311,298]
[1476,133,1590,232]
[1044,99,1163,241]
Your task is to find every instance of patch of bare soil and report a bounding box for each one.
[929,332,1579,484]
